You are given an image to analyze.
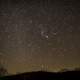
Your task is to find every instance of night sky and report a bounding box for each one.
[0,0,80,74]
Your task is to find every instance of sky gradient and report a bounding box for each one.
[0,0,80,74]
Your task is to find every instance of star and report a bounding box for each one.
[45,35,49,39]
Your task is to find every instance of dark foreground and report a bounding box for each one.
[0,70,80,80]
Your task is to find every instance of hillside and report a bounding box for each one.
[0,70,80,80]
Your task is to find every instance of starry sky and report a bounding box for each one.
[0,0,80,74]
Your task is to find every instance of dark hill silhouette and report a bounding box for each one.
[0,70,80,80]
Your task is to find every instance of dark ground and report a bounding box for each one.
[0,70,80,80]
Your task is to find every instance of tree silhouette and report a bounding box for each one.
[0,64,8,77]
[0,53,8,76]
[74,67,80,71]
